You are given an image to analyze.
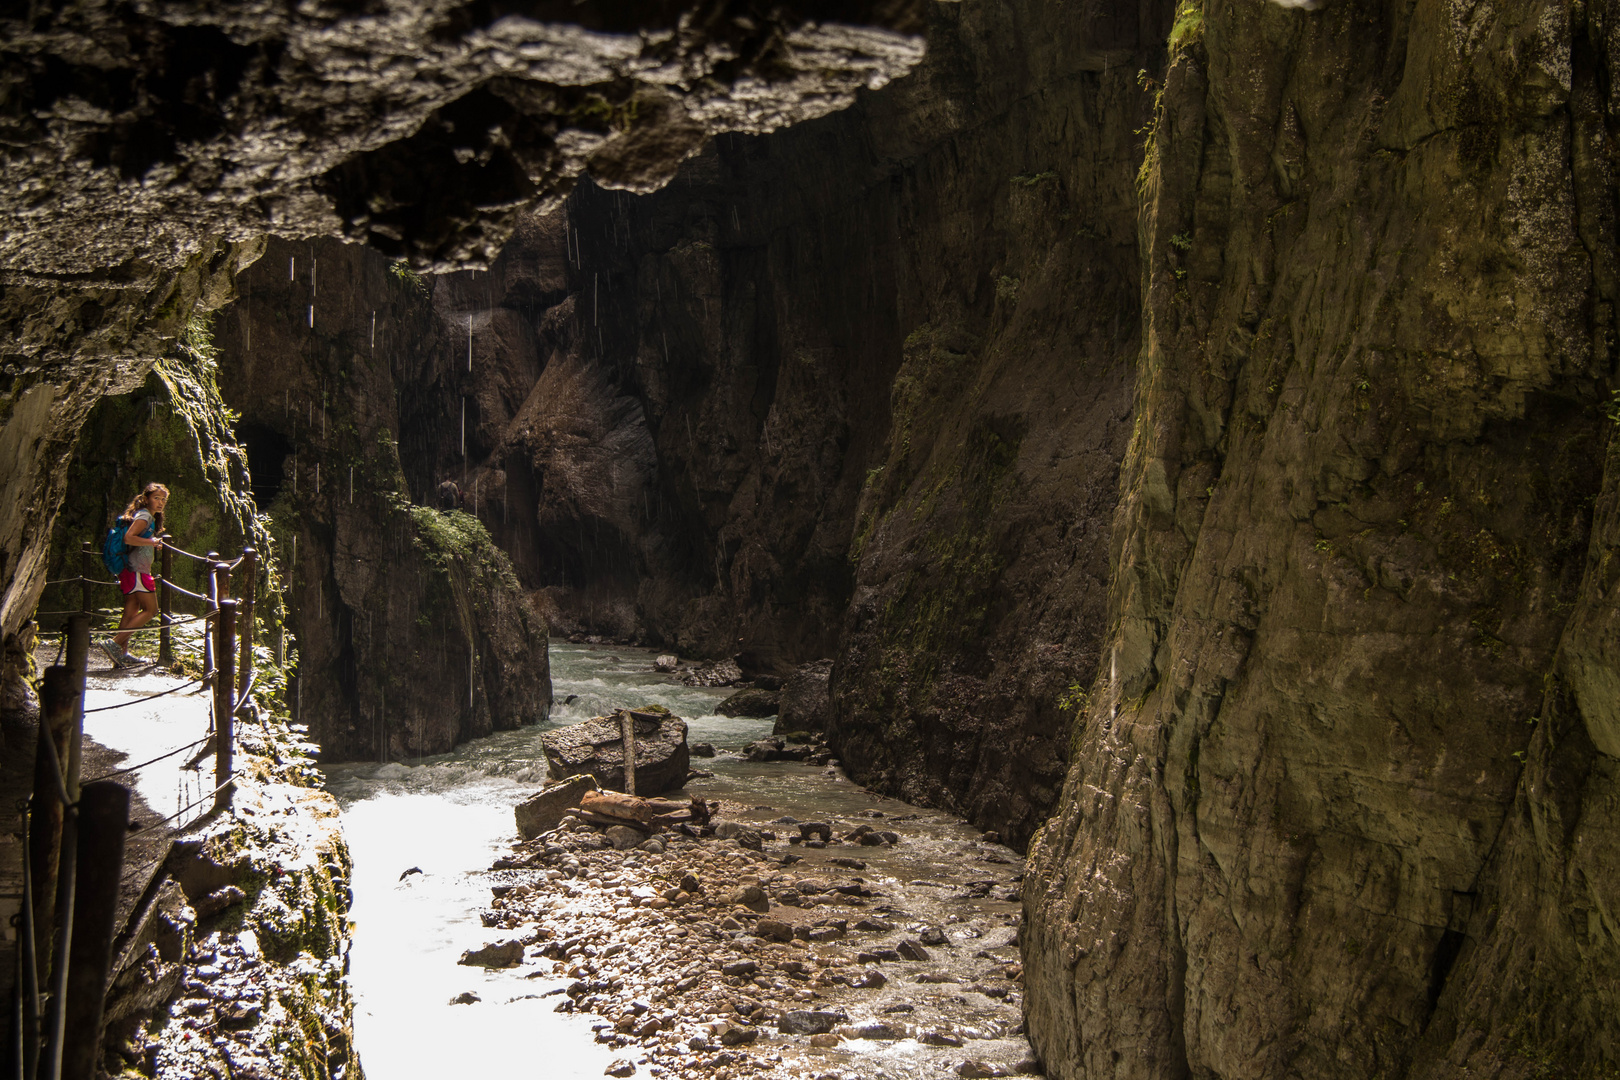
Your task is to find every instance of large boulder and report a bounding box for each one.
[775,660,832,735]
[513,774,599,840]
[541,709,689,795]
[717,688,780,718]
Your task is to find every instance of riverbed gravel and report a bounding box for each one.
[464,799,1043,1079]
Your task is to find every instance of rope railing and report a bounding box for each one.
[159,539,213,563]
[83,736,210,784]
[82,677,202,713]
[161,579,209,602]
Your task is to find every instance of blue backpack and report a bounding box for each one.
[102,518,130,576]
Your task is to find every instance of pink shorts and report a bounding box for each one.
[119,570,155,595]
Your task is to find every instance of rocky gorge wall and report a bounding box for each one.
[211,238,551,761]
[1022,3,1620,1078]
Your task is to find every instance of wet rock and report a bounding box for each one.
[734,830,763,852]
[774,659,832,736]
[654,654,679,672]
[956,1062,1008,1079]
[714,821,743,840]
[459,940,525,967]
[778,1009,847,1035]
[897,939,931,962]
[847,1020,904,1040]
[193,885,245,919]
[920,925,948,946]
[742,738,786,761]
[605,1059,636,1077]
[718,689,781,718]
[449,992,481,1005]
[828,856,865,869]
[720,1025,760,1046]
[605,826,645,851]
[515,774,600,840]
[857,949,902,963]
[852,970,888,989]
[798,822,832,842]
[722,960,759,978]
[690,743,716,758]
[808,1033,842,1048]
[756,918,795,942]
[541,709,689,795]
[921,1031,965,1047]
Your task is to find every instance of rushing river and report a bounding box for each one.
[324,643,1029,1079]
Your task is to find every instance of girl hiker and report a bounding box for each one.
[102,482,168,668]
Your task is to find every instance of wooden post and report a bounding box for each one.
[213,556,231,602]
[214,599,236,812]
[202,553,219,691]
[620,712,637,796]
[29,669,75,989]
[59,781,128,1080]
[18,799,43,1080]
[237,548,256,694]
[157,534,172,668]
[64,615,87,798]
[41,616,87,1080]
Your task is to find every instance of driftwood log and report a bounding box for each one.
[580,789,652,825]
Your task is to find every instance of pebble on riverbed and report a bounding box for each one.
[470,796,1037,1079]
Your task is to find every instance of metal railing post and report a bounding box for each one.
[214,599,237,812]
[237,548,256,696]
[157,535,172,668]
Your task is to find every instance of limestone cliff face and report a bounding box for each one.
[1023,4,1620,1078]
[213,238,550,760]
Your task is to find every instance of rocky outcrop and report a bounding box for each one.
[1022,5,1620,1080]
[213,237,549,760]
[775,660,832,735]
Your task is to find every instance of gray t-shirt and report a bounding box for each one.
[127,510,156,573]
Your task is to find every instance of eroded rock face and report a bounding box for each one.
[1022,6,1620,1079]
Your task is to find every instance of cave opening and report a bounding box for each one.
[237,420,292,505]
